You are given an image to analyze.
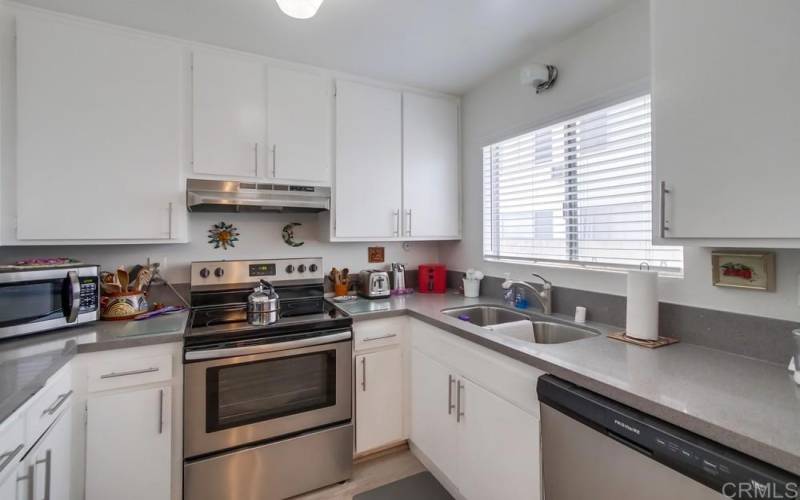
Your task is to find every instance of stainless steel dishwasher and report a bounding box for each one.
[537,376,799,500]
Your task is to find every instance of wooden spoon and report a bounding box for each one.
[117,268,129,292]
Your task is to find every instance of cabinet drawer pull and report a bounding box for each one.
[254,143,259,176]
[361,333,397,342]
[448,375,455,415]
[0,443,24,474]
[34,449,52,500]
[41,390,73,417]
[360,357,366,392]
[393,210,400,237]
[272,145,277,178]
[456,380,464,422]
[158,389,164,434]
[100,367,159,379]
[659,180,670,238]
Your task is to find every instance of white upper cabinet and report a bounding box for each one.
[15,13,186,242]
[334,80,403,239]
[267,66,332,184]
[402,92,460,239]
[651,0,800,243]
[192,51,267,178]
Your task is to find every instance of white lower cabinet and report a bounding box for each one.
[31,408,75,500]
[0,366,76,500]
[409,349,459,482]
[355,347,404,454]
[86,385,172,500]
[456,378,540,500]
[409,319,542,500]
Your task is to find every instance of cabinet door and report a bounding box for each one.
[32,410,75,500]
[402,93,460,239]
[193,51,266,178]
[16,14,184,241]
[409,348,458,483]
[0,461,30,500]
[652,0,800,239]
[457,378,541,500]
[86,386,171,500]
[355,348,403,454]
[268,66,332,184]
[334,80,402,239]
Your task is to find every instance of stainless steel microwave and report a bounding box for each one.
[0,265,100,340]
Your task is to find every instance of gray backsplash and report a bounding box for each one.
[447,270,798,365]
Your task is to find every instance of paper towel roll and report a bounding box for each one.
[626,270,659,340]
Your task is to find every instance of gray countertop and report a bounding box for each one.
[0,284,187,424]
[333,292,800,476]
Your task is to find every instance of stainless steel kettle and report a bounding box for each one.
[247,280,279,326]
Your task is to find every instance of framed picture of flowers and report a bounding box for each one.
[711,251,775,291]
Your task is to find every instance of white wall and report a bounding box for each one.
[442,0,800,322]
[0,212,440,283]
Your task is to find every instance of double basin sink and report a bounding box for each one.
[441,305,599,345]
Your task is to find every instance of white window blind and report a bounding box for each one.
[483,95,683,272]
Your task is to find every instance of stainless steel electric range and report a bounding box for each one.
[182,258,353,500]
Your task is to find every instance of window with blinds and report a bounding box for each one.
[483,95,683,273]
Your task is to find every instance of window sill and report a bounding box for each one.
[483,256,684,279]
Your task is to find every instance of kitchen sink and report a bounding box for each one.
[512,321,599,344]
[441,305,599,344]
[441,305,529,327]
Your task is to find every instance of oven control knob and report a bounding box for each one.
[298,264,306,273]
[285,265,295,274]
[199,268,210,279]
[214,267,225,278]
[309,264,318,273]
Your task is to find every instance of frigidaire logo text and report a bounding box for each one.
[613,419,640,435]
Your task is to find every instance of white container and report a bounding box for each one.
[463,278,481,298]
[625,270,659,340]
[574,306,587,324]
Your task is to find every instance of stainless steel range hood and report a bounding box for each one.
[186,179,330,213]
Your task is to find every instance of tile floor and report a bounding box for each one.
[291,449,427,500]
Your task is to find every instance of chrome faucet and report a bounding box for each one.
[501,273,552,314]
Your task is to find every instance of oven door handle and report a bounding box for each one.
[184,330,352,361]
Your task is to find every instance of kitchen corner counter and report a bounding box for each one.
[331,292,800,477]
[0,283,188,425]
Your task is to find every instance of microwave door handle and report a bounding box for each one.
[65,271,80,323]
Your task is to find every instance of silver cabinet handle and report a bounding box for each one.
[254,143,259,176]
[158,389,164,434]
[448,375,455,415]
[360,357,366,392]
[0,443,24,475]
[41,390,73,418]
[100,367,159,379]
[393,210,400,237]
[34,450,51,500]
[405,209,412,236]
[272,145,277,178]
[456,379,464,423]
[167,202,173,239]
[17,465,34,500]
[659,180,670,238]
[65,271,80,324]
[361,333,397,342]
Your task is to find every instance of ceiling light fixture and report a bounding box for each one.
[275,0,324,19]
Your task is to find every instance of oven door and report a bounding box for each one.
[0,268,85,339]
[184,329,352,458]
